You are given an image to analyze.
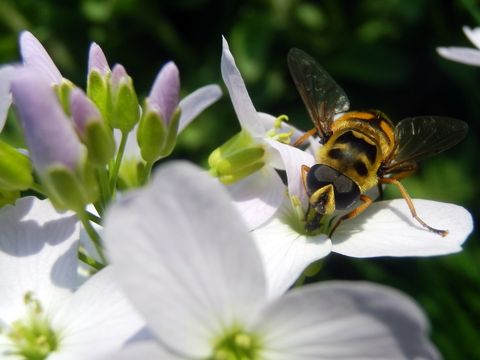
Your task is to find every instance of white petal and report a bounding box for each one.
[266,139,315,209]
[105,161,267,358]
[178,84,222,133]
[332,199,473,257]
[436,46,480,66]
[53,267,144,359]
[463,26,480,49]
[19,31,62,84]
[0,65,15,132]
[221,37,265,136]
[108,341,185,360]
[227,166,285,230]
[255,281,440,360]
[0,197,79,323]
[253,199,331,299]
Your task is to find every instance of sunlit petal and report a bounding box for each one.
[105,162,267,358]
[256,281,440,360]
[178,84,222,133]
[332,199,473,257]
[462,26,480,49]
[221,37,264,136]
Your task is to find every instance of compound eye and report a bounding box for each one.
[306,164,360,210]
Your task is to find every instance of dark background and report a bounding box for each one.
[0,0,478,358]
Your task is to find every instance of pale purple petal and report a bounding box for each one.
[88,42,110,75]
[227,166,285,230]
[11,70,83,173]
[256,281,440,359]
[105,162,267,358]
[463,26,480,49]
[178,84,222,133]
[266,139,316,210]
[70,88,101,135]
[53,267,145,359]
[436,47,480,66]
[0,65,15,131]
[147,61,180,125]
[19,31,62,84]
[332,199,473,257]
[221,36,265,136]
[253,198,332,298]
[110,64,128,91]
[0,197,79,324]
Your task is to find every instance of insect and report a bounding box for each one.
[287,48,468,237]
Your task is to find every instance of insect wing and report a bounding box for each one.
[385,116,468,171]
[287,48,350,143]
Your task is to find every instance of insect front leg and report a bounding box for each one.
[293,128,318,147]
[329,194,373,237]
[379,177,448,237]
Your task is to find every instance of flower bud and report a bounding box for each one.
[137,62,180,162]
[87,42,110,119]
[11,70,97,211]
[70,88,115,166]
[109,64,140,133]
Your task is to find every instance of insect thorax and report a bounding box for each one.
[315,110,395,192]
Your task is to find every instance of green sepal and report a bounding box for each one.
[0,189,20,207]
[137,110,166,163]
[42,162,99,212]
[87,70,109,120]
[160,108,180,158]
[0,140,33,191]
[43,166,89,212]
[54,79,75,116]
[208,130,266,184]
[84,121,116,166]
[111,80,139,133]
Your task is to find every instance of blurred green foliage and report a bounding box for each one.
[0,0,479,358]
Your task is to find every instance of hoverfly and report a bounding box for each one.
[287,48,468,236]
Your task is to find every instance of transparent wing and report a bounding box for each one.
[384,116,468,172]
[287,48,350,143]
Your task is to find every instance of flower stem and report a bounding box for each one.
[78,247,105,271]
[140,161,154,185]
[109,131,128,193]
[77,208,107,264]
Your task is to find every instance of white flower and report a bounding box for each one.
[437,26,480,66]
[105,161,440,360]
[253,140,473,298]
[216,37,305,230]
[0,196,144,359]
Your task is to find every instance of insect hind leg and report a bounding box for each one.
[379,177,448,237]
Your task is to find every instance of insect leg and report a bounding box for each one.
[293,128,318,147]
[329,194,373,237]
[379,177,448,236]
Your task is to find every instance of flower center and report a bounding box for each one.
[209,329,261,360]
[6,291,59,360]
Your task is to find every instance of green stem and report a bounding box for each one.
[78,247,105,271]
[86,210,102,225]
[109,131,128,192]
[77,209,107,264]
[96,166,111,208]
[140,161,154,185]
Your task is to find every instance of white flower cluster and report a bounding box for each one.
[0,29,474,359]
